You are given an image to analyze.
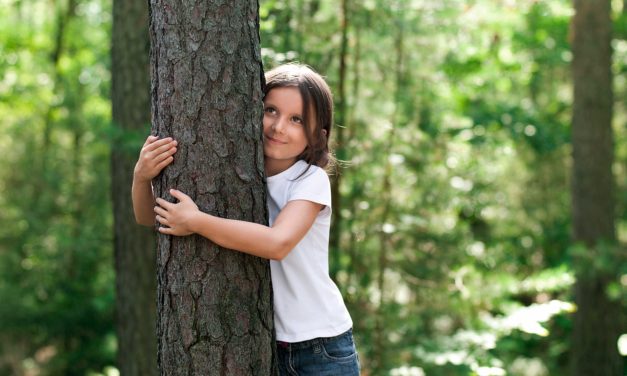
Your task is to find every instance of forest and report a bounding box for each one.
[0,0,625,375]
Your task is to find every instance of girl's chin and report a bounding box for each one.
[265,156,297,165]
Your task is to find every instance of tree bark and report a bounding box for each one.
[149,1,276,374]
[570,1,622,375]
[111,0,158,374]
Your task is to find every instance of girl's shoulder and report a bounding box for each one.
[267,160,329,190]
[287,161,331,208]
[292,161,330,185]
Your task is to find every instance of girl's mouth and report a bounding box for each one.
[266,135,286,144]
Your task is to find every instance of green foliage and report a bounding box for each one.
[263,0,625,374]
[0,0,115,374]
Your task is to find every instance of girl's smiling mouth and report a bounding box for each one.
[266,135,286,144]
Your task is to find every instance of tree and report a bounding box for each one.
[148,1,276,374]
[570,0,622,375]
[329,0,349,281]
[111,0,158,374]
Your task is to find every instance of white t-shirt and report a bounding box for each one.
[267,160,353,342]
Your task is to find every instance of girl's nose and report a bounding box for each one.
[272,116,287,134]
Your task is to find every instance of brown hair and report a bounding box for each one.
[264,63,335,171]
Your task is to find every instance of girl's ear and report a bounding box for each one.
[321,129,327,138]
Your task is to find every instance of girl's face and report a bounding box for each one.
[263,87,310,176]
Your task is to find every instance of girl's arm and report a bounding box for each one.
[132,178,156,226]
[132,136,178,226]
[155,189,323,261]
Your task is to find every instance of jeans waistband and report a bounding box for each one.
[277,328,352,350]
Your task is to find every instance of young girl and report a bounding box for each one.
[132,63,360,375]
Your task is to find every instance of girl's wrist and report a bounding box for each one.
[188,210,204,234]
[132,171,151,185]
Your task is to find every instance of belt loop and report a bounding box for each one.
[277,341,289,349]
[313,341,322,354]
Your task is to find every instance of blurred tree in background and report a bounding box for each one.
[0,1,115,375]
[0,0,625,375]
[110,0,157,374]
[570,0,622,374]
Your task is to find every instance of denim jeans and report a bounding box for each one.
[276,329,360,376]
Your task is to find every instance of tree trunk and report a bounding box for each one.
[149,1,276,374]
[329,0,349,281]
[111,0,158,374]
[35,0,76,216]
[570,1,622,375]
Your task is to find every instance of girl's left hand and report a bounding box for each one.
[154,189,199,236]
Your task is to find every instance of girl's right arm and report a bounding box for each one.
[132,136,177,226]
[154,189,323,261]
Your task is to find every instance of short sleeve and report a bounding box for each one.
[287,167,332,209]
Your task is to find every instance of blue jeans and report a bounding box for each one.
[276,329,360,375]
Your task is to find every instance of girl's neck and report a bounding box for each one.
[265,157,298,177]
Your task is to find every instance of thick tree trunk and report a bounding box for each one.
[149,1,276,374]
[570,1,622,375]
[111,0,158,375]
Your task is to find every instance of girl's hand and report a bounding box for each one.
[154,189,199,236]
[133,135,178,183]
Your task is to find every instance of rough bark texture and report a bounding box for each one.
[111,0,158,375]
[149,1,276,374]
[570,1,622,375]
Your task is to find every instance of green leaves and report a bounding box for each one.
[0,0,115,374]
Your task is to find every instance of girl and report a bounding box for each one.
[132,63,360,375]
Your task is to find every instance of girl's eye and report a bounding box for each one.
[291,116,303,124]
[264,107,277,114]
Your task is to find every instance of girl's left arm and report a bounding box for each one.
[154,189,322,261]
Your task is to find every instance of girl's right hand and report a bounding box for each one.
[133,135,178,183]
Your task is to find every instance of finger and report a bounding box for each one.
[158,226,172,235]
[137,148,173,175]
[144,137,174,152]
[155,197,173,209]
[150,141,178,158]
[154,206,168,218]
[154,156,174,171]
[143,135,158,147]
[169,188,190,202]
[153,147,177,164]
[155,214,169,226]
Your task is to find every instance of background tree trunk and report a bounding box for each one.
[570,1,622,375]
[149,1,276,374]
[329,0,349,281]
[111,0,158,375]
